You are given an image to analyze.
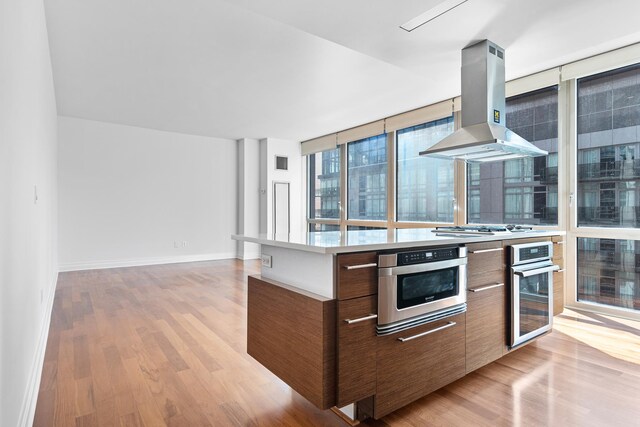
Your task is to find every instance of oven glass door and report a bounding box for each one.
[397,267,458,310]
[511,263,557,347]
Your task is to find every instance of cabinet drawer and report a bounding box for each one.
[337,252,378,300]
[467,262,504,288]
[375,313,466,418]
[553,269,565,316]
[467,242,505,288]
[467,240,503,253]
[466,282,506,373]
[336,296,377,407]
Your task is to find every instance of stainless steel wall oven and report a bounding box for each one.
[377,246,467,335]
[510,241,559,348]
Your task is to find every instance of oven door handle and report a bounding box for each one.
[514,264,559,277]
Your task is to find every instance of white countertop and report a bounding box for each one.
[232,228,565,254]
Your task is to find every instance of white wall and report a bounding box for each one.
[237,138,261,259]
[259,138,304,236]
[58,117,238,270]
[0,0,59,425]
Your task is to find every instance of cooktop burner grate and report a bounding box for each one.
[433,224,534,235]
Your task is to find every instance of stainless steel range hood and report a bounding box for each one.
[420,40,547,162]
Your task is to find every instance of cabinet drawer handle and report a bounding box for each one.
[344,263,377,270]
[555,269,566,273]
[468,283,504,293]
[397,321,456,342]
[468,248,503,254]
[344,314,377,324]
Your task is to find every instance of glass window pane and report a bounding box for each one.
[346,225,386,231]
[308,223,340,232]
[347,134,387,220]
[467,87,559,225]
[308,148,340,219]
[577,64,640,228]
[577,237,640,311]
[396,116,455,223]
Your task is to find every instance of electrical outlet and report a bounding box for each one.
[34,185,38,204]
[182,241,187,248]
[261,254,272,268]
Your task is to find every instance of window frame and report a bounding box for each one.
[565,63,640,321]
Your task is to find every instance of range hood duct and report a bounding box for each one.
[420,40,547,162]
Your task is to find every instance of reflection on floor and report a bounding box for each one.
[33,260,640,426]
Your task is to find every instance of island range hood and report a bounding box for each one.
[420,40,547,162]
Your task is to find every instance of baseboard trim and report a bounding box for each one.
[237,251,261,260]
[18,270,58,427]
[58,252,237,272]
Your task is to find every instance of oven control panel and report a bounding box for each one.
[518,245,549,261]
[511,241,553,266]
[397,247,458,266]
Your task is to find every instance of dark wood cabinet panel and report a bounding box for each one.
[553,270,565,316]
[247,275,336,409]
[337,252,378,300]
[552,239,565,315]
[467,263,505,289]
[466,282,506,373]
[467,241,504,286]
[467,240,503,252]
[336,296,377,407]
[374,314,466,419]
[466,241,507,373]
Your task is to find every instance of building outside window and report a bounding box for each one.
[575,63,640,312]
[347,134,387,221]
[307,148,340,222]
[467,86,559,225]
[577,237,640,310]
[396,116,455,223]
[577,63,640,228]
[577,65,640,228]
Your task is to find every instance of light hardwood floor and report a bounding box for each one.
[34,260,640,426]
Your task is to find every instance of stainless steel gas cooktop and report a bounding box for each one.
[433,225,534,236]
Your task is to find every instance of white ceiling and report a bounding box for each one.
[44,0,640,141]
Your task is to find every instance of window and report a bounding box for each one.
[308,148,340,220]
[577,237,640,311]
[308,223,340,232]
[347,134,387,221]
[396,116,455,222]
[467,86,559,225]
[577,63,640,228]
[347,225,386,231]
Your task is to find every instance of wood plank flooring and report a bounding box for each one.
[34,260,640,426]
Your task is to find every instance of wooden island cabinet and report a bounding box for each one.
[241,230,566,421]
[375,313,466,418]
[465,240,507,373]
[552,235,566,315]
[335,252,378,408]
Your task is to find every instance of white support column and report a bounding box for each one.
[237,138,261,259]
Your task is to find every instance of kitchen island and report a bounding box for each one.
[232,228,565,422]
